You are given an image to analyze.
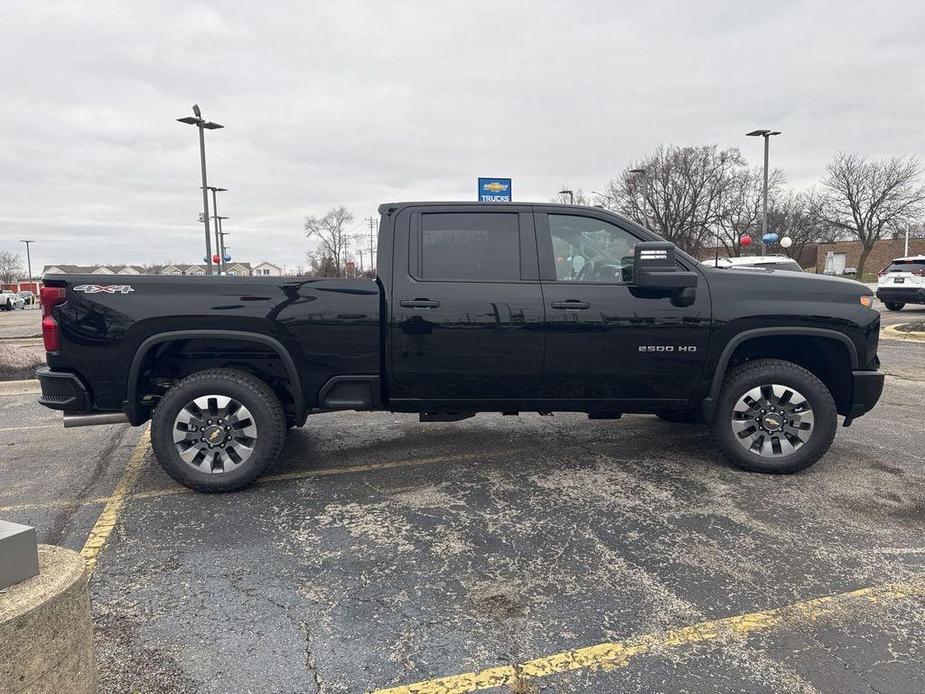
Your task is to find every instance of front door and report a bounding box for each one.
[389,206,545,405]
[536,210,711,406]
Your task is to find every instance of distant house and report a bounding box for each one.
[252,262,282,277]
[43,264,145,275]
[42,262,253,277]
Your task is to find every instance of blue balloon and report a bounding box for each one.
[223,255,231,262]
[762,233,779,244]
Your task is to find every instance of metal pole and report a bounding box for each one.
[210,189,224,275]
[761,134,769,257]
[218,218,225,269]
[642,175,649,227]
[19,240,33,281]
[198,125,213,275]
[905,226,910,257]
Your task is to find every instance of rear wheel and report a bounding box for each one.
[884,302,904,311]
[711,359,837,474]
[151,368,286,492]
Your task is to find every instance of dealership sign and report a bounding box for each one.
[478,177,512,202]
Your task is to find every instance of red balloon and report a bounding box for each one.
[212,254,220,264]
[740,235,752,247]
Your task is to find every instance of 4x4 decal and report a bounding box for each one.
[73,284,135,294]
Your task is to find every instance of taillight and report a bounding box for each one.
[40,286,67,352]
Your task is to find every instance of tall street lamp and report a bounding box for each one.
[178,105,223,275]
[18,240,34,282]
[629,169,648,226]
[215,217,230,272]
[207,186,227,274]
[558,189,574,205]
[746,129,781,256]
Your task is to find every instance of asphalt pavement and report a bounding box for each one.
[1,333,923,693]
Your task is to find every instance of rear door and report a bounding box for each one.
[389,205,545,405]
[879,260,925,289]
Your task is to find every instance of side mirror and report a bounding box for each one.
[633,242,697,289]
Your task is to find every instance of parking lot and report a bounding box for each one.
[1,309,924,693]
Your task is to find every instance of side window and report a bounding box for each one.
[549,214,637,283]
[419,213,520,281]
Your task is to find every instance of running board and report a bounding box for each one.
[63,412,130,428]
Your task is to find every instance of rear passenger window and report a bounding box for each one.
[419,213,520,281]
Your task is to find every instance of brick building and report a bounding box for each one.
[815,238,925,278]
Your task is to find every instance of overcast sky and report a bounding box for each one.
[2,0,923,271]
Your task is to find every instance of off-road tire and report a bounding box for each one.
[151,368,286,492]
[711,358,837,474]
[884,302,904,311]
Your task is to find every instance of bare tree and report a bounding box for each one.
[306,252,339,277]
[711,166,783,256]
[821,153,925,277]
[304,206,354,277]
[601,145,745,254]
[0,251,23,285]
[766,190,837,266]
[552,188,592,206]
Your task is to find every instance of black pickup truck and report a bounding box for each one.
[37,202,884,491]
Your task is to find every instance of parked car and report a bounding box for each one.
[36,202,883,491]
[703,255,804,272]
[875,255,925,311]
[1,290,24,310]
[17,290,36,307]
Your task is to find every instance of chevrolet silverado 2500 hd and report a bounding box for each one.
[37,202,884,491]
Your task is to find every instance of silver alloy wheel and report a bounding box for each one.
[172,394,258,473]
[730,383,815,457]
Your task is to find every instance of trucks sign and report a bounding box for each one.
[478,177,512,202]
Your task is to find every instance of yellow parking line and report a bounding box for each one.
[79,427,150,574]
[372,574,925,694]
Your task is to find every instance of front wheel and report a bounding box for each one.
[884,302,904,311]
[711,359,837,474]
[151,368,287,492]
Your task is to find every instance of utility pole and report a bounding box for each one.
[178,105,223,275]
[18,240,34,281]
[365,217,377,272]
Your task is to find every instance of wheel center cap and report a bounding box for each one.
[204,425,226,445]
[761,413,784,431]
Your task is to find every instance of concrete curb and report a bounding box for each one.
[882,324,925,343]
[0,379,40,396]
[0,545,97,693]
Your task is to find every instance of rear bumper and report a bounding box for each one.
[36,367,89,411]
[848,369,884,419]
[876,287,925,304]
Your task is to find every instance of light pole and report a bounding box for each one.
[18,240,34,282]
[629,169,648,227]
[215,217,230,272]
[746,129,781,256]
[558,189,574,205]
[207,186,227,274]
[178,105,223,275]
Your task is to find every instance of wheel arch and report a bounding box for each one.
[703,327,858,420]
[125,330,305,426]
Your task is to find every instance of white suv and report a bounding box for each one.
[876,255,925,311]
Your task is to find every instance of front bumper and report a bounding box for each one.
[876,287,925,304]
[848,369,884,420]
[36,367,89,411]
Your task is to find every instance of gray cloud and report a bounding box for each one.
[1,0,923,271]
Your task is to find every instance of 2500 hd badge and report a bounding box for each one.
[639,345,698,352]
